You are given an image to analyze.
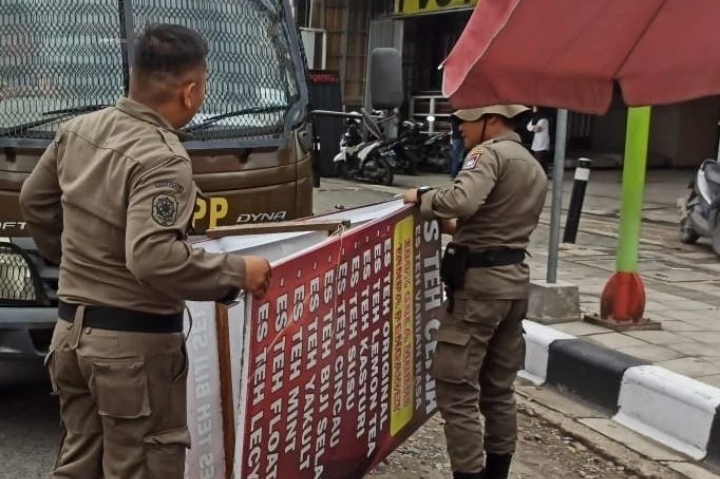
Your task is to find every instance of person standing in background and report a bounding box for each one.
[526,107,552,175]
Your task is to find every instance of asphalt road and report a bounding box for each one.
[0,356,664,479]
[0,359,60,478]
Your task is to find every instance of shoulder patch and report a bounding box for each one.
[462,148,485,170]
[152,194,178,227]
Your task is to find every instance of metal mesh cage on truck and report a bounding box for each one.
[0,0,307,148]
[0,242,50,306]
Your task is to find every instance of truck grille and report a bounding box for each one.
[0,242,51,306]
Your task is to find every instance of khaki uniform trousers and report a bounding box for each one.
[431,297,527,474]
[45,306,190,479]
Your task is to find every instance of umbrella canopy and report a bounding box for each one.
[441,0,720,115]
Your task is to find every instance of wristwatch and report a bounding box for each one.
[416,186,434,205]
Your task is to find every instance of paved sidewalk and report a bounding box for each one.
[532,169,720,388]
[528,240,720,388]
[535,171,719,388]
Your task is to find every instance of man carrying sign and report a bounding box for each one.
[19,24,271,479]
[403,105,547,479]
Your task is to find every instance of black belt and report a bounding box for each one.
[467,249,526,268]
[58,300,184,334]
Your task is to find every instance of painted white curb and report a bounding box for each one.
[519,319,575,385]
[614,365,720,460]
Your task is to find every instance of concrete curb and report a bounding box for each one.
[521,319,720,470]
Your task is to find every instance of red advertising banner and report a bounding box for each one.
[235,205,443,479]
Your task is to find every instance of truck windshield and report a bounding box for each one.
[0,0,302,144]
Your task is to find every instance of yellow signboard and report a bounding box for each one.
[395,0,479,16]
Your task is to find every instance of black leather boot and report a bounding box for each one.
[484,453,512,479]
[453,471,485,479]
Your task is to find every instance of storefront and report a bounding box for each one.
[373,0,475,131]
[293,0,720,167]
[291,0,472,120]
[394,0,473,91]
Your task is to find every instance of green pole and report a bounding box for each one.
[616,106,652,273]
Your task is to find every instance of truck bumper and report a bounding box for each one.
[0,307,57,359]
[0,239,59,359]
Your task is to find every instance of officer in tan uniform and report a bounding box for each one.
[18,24,272,479]
[403,105,548,479]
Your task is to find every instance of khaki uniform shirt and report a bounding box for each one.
[19,97,246,315]
[419,132,548,299]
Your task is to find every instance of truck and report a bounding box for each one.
[0,0,319,359]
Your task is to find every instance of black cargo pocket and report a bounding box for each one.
[430,327,471,384]
[144,427,191,479]
[91,358,151,419]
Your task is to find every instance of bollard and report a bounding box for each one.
[562,158,592,244]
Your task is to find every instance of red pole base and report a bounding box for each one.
[600,272,646,323]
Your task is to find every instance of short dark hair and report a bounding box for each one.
[133,23,208,78]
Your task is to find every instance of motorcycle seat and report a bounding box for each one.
[703,161,720,185]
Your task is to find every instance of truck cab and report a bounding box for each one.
[0,0,315,358]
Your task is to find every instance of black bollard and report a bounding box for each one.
[562,157,592,244]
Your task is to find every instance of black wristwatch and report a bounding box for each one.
[416,186,433,205]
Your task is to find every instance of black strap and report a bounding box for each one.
[58,300,184,334]
[467,249,526,268]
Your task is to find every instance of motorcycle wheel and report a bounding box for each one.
[405,163,418,176]
[679,218,700,245]
[376,156,394,187]
[335,161,349,179]
[423,145,451,173]
[440,146,452,174]
[712,219,720,258]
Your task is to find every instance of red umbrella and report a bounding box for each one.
[441,0,720,115]
[441,0,720,326]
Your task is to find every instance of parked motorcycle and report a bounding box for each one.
[333,108,395,186]
[385,119,424,175]
[388,115,452,174]
[677,158,720,257]
[419,127,452,173]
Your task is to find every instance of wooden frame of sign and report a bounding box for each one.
[214,304,235,478]
[206,219,351,239]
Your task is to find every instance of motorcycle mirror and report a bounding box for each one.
[427,115,436,123]
[369,48,404,110]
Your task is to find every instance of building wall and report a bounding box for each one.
[590,107,628,154]
[296,0,379,108]
[301,0,720,169]
[675,96,720,166]
[590,96,720,168]
[648,106,680,164]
